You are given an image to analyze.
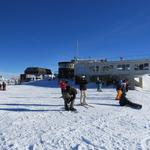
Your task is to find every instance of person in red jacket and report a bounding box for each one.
[59,80,68,95]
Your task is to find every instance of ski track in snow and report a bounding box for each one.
[0,84,150,150]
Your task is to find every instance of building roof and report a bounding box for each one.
[24,67,52,75]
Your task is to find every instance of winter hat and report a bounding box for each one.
[82,75,85,78]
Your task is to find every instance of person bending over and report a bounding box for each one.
[62,85,77,111]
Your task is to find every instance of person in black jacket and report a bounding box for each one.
[62,85,77,111]
[79,75,88,105]
[2,81,6,91]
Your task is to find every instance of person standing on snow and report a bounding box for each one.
[0,81,2,90]
[96,77,102,92]
[2,81,6,91]
[78,75,88,105]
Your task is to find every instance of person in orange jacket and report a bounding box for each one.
[115,80,123,100]
[115,87,122,100]
[115,79,129,100]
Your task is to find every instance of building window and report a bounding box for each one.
[117,64,130,71]
[126,64,130,70]
[117,65,122,70]
[89,66,99,72]
[102,65,113,72]
[96,66,99,72]
[144,63,149,70]
[134,64,139,70]
[89,66,95,72]
[134,63,149,71]
[139,64,144,70]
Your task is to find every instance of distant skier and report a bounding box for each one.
[96,77,102,92]
[2,81,6,91]
[62,85,77,111]
[0,82,2,90]
[78,75,88,105]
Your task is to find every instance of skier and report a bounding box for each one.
[96,77,102,92]
[78,75,88,105]
[0,82,2,90]
[2,81,6,91]
[62,85,77,111]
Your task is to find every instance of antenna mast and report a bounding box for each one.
[76,40,79,58]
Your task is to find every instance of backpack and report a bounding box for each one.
[71,87,77,95]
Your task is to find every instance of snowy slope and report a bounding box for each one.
[0,80,150,150]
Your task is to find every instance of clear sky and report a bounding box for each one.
[0,0,150,77]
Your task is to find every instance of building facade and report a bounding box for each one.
[74,59,150,89]
[20,67,52,82]
[58,60,75,79]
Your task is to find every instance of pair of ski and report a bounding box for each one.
[80,104,95,109]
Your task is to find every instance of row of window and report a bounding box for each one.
[89,63,149,72]
[134,63,149,70]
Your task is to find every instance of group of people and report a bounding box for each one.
[0,81,6,91]
[59,77,142,111]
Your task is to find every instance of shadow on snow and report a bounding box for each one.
[0,103,63,107]
[90,102,120,107]
[0,108,65,112]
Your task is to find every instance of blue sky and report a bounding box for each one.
[0,0,150,77]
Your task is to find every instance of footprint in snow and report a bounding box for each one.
[141,137,150,150]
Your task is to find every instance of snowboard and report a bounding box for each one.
[127,103,142,109]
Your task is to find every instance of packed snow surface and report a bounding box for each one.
[0,80,150,150]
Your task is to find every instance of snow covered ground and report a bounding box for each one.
[0,80,150,150]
